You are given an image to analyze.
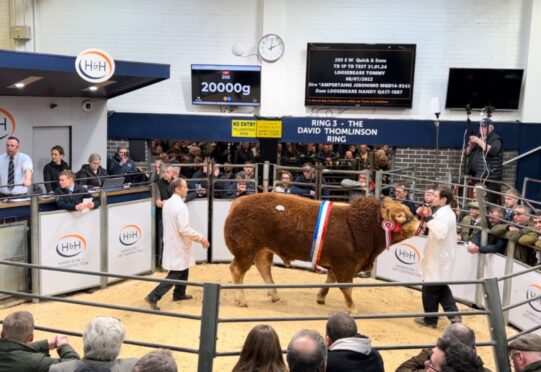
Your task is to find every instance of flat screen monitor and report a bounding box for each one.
[305,43,416,107]
[191,64,261,106]
[445,68,524,110]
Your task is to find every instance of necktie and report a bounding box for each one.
[8,156,15,189]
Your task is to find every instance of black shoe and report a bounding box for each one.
[414,317,437,329]
[173,294,193,301]
[145,295,160,310]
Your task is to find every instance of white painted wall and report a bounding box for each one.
[0,0,11,49]
[2,0,540,122]
[0,97,107,175]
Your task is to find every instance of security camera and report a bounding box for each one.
[82,100,93,112]
[49,103,58,109]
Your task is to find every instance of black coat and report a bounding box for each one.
[43,160,70,192]
[76,164,108,188]
[54,185,100,211]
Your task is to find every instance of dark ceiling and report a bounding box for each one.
[0,49,170,99]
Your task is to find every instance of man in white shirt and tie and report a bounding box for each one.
[0,136,33,196]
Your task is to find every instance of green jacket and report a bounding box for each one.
[491,222,537,265]
[0,339,80,372]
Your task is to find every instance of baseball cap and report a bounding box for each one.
[480,117,493,126]
[508,333,541,352]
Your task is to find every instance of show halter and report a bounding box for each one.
[308,200,333,272]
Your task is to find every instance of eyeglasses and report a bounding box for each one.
[425,361,440,372]
[119,151,128,155]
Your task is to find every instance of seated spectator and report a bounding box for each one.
[394,184,416,215]
[107,146,137,183]
[396,323,489,372]
[467,207,507,255]
[299,143,318,164]
[132,350,177,372]
[43,145,70,193]
[325,312,384,372]
[76,153,108,189]
[287,329,327,372]
[357,144,370,169]
[507,333,541,372]
[282,143,300,167]
[0,311,80,371]
[211,164,229,199]
[230,171,256,198]
[50,316,136,372]
[458,202,482,242]
[340,170,374,202]
[232,324,287,372]
[186,162,211,202]
[275,171,293,194]
[291,163,317,198]
[503,188,521,221]
[317,144,339,168]
[492,205,537,265]
[518,213,541,253]
[233,142,254,164]
[55,170,100,211]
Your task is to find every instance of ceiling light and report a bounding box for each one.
[89,86,98,91]
[7,75,43,89]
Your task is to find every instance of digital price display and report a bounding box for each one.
[305,43,416,108]
[191,64,261,106]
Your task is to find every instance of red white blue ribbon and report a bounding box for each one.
[308,200,333,272]
[382,220,395,250]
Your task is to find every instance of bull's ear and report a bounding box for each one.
[380,197,394,221]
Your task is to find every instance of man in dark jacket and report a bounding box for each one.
[107,146,137,183]
[325,312,384,372]
[55,170,100,211]
[0,311,80,372]
[508,333,541,372]
[466,117,504,204]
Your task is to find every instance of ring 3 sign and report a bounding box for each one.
[75,49,115,83]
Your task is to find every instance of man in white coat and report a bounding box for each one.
[415,188,461,328]
[145,178,209,310]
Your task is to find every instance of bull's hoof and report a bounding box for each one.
[346,306,358,314]
[271,297,281,303]
[317,298,326,305]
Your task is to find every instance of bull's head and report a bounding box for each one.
[380,197,421,243]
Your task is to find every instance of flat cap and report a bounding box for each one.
[508,333,541,352]
[480,117,493,126]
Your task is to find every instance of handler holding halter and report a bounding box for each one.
[415,188,461,328]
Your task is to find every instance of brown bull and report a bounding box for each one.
[224,193,420,313]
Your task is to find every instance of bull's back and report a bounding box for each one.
[224,193,322,258]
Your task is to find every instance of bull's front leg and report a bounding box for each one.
[335,270,357,314]
[317,270,337,305]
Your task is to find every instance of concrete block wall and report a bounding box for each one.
[394,147,518,200]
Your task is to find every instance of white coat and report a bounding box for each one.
[161,194,203,271]
[421,204,457,282]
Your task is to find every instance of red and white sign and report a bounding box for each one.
[75,48,115,83]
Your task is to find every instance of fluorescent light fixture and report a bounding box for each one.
[82,80,116,92]
[7,76,43,89]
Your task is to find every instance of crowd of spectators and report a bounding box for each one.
[0,311,177,372]
[228,312,541,372]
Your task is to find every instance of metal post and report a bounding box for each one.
[501,241,515,323]
[31,195,40,302]
[99,190,108,289]
[374,171,382,198]
[150,183,157,270]
[197,283,220,372]
[483,278,511,372]
[262,161,270,193]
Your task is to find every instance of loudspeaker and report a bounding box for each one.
[128,140,147,162]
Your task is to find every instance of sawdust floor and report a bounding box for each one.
[0,263,514,371]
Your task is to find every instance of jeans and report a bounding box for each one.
[421,284,459,325]
[147,269,189,301]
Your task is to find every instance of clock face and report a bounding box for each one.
[258,34,284,62]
